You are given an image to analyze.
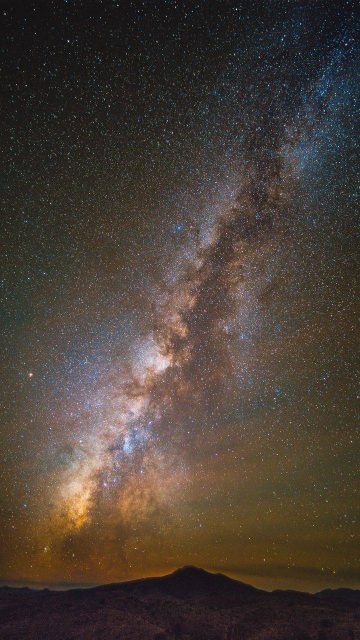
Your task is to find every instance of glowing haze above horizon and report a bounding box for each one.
[0,0,358,592]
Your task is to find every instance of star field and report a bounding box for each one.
[0,0,359,591]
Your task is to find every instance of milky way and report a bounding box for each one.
[1,1,359,591]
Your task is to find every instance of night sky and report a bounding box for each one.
[1,0,359,592]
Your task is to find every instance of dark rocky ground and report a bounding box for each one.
[0,566,359,639]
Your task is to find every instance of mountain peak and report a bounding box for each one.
[172,566,210,576]
[163,566,258,597]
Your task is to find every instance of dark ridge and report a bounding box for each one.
[95,565,260,599]
[0,569,359,639]
[317,588,360,605]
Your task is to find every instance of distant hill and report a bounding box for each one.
[0,567,359,639]
[316,587,360,605]
[97,565,260,601]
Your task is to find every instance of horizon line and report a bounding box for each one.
[1,565,359,594]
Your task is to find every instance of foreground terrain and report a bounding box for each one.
[0,566,359,639]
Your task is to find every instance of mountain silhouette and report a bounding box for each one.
[317,587,360,605]
[99,566,259,601]
[0,567,359,639]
